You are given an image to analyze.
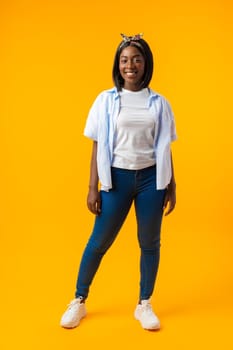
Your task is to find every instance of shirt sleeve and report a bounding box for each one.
[83,94,102,141]
[164,98,177,142]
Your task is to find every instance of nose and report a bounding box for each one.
[126,59,134,68]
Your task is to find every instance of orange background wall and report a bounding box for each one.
[0,0,233,349]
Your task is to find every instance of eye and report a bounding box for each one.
[120,59,127,64]
[134,58,142,63]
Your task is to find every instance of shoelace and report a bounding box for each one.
[68,296,84,309]
[67,299,79,309]
[142,303,154,316]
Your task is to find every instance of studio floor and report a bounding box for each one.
[1,225,232,350]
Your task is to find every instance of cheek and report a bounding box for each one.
[140,63,145,74]
[119,63,124,70]
[119,65,125,76]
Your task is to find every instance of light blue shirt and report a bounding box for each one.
[84,87,177,191]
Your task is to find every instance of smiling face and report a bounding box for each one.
[119,45,145,91]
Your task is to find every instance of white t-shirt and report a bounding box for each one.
[112,88,157,169]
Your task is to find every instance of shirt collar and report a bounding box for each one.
[108,86,159,101]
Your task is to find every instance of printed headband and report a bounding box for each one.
[119,33,144,49]
[120,33,143,42]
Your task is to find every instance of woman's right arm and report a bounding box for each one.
[87,141,101,215]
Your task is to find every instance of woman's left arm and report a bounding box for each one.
[163,151,176,216]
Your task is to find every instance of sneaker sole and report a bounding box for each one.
[61,312,87,329]
[134,311,160,330]
[143,323,160,331]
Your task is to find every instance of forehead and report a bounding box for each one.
[120,45,143,57]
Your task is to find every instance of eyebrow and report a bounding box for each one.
[120,54,142,58]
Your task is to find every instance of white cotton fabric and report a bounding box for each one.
[112,88,157,170]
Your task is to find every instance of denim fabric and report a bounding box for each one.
[75,165,166,300]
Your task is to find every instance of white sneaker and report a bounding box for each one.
[134,299,160,330]
[60,298,87,328]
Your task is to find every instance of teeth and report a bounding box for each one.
[126,72,136,76]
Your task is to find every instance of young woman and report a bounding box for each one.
[60,33,177,331]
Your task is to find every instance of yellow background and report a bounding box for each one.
[1,0,233,349]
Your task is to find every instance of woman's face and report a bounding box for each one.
[119,45,145,91]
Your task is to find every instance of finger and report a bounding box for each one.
[92,200,102,215]
[93,202,100,215]
[164,206,172,216]
[164,201,175,216]
[163,194,169,211]
[87,201,98,215]
[96,199,101,214]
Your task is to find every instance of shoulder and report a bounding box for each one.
[89,88,119,114]
[149,89,175,125]
[149,89,173,113]
[148,88,170,104]
[94,87,119,101]
[88,88,119,118]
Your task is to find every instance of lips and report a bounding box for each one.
[125,71,137,77]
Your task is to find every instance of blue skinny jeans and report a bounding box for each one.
[75,165,166,301]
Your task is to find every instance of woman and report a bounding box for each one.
[60,33,177,330]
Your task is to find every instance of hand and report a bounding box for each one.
[87,187,101,215]
[163,183,176,216]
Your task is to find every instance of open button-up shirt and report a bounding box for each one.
[84,87,177,191]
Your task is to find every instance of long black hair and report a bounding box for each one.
[112,38,154,91]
